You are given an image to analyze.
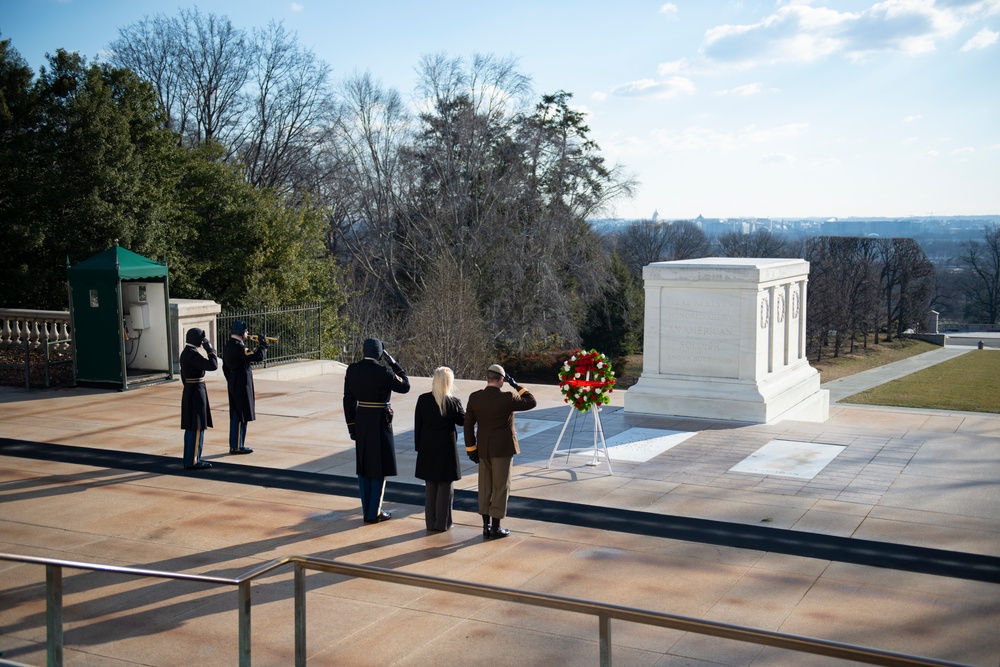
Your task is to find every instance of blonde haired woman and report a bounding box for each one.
[413,367,466,531]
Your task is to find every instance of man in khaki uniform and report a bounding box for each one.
[464,364,536,539]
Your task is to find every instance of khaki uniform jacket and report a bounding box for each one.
[463,385,536,458]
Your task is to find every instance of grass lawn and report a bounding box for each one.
[614,339,939,389]
[811,338,939,383]
[844,349,1000,413]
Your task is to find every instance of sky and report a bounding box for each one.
[3,0,999,220]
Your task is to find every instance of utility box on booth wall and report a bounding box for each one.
[66,243,174,390]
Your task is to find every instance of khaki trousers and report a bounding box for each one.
[478,455,513,519]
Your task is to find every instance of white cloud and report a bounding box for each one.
[760,153,796,164]
[650,126,737,153]
[657,58,689,76]
[961,27,999,50]
[902,136,919,143]
[741,122,809,143]
[291,2,304,12]
[702,0,971,67]
[643,121,808,154]
[902,114,922,122]
[951,146,976,154]
[808,157,843,169]
[591,91,608,102]
[715,82,767,96]
[659,3,679,18]
[611,76,696,99]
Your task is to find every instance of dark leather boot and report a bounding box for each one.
[490,518,510,539]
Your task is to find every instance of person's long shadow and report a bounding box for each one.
[0,506,486,655]
[0,468,161,503]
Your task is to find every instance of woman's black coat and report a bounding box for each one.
[413,392,465,482]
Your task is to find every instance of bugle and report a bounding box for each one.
[248,334,279,343]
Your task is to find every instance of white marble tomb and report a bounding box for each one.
[624,257,829,423]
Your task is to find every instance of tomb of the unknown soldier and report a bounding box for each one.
[625,257,830,423]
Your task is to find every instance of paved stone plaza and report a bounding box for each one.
[1,352,999,666]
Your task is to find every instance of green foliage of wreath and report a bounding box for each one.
[557,349,616,413]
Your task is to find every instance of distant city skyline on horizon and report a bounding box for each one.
[4,0,998,219]
[594,212,1000,222]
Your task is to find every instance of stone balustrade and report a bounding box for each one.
[0,309,72,351]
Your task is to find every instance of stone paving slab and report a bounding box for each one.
[1,357,999,666]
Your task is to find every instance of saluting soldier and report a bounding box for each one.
[343,338,410,524]
[179,327,218,470]
[222,320,267,455]
[464,364,537,539]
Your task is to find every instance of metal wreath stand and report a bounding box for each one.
[546,353,615,476]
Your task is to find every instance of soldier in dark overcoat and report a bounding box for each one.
[180,327,218,470]
[343,338,410,523]
[413,366,466,531]
[222,320,267,455]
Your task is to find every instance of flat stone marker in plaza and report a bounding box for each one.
[625,257,829,423]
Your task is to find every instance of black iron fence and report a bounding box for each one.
[216,304,322,367]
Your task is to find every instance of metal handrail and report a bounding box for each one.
[0,552,972,667]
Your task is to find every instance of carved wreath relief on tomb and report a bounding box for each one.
[791,291,800,319]
[776,293,785,324]
[760,297,769,329]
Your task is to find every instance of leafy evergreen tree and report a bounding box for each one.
[580,251,643,357]
[1,44,178,308]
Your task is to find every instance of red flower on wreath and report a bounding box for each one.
[557,349,616,413]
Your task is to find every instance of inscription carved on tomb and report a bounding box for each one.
[661,290,740,378]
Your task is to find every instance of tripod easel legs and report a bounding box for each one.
[546,406,613,476]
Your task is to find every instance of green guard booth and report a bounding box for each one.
[67,243,174,390]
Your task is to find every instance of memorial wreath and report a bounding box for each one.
[558,349,616,413]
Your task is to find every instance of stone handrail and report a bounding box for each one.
[0,309,72,351]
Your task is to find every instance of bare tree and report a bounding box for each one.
[717,229,788,258]
[806,237,887,359]
[403,55,624,351]
[324,54,632,356]
[615,220,671,277]
[113,9,329,184]
[240,21,335,194]
[664,220,711,260]
[175,8,251,148]
[327,72,413,310]
[894,239,935,336]
[401,254,493,378]
[110,14,187,136]
[958,223,1000,324]
[875,238,934,341]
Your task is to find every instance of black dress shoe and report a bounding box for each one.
[483,525,491,539]
[490,526,511,539]
[229,448,253,454]
[184,461,212,470]
[364,510,391,524]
